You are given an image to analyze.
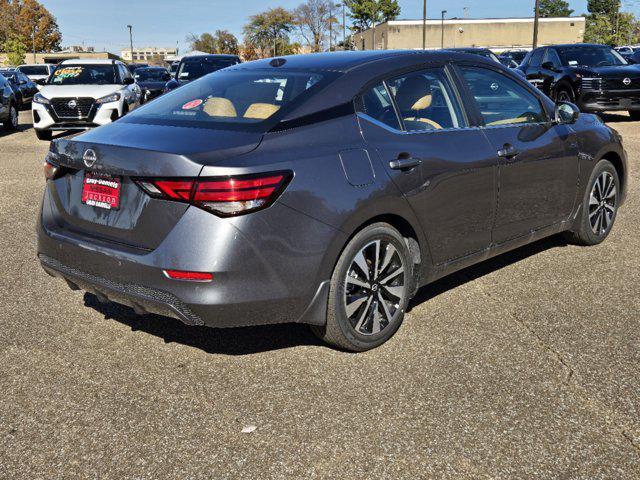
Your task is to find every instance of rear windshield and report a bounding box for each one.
[558,46,627,67]
[48,64,117,85]
[125,69,336,131]
[18,65,49,75]
[135,69,169,81]
[177,58,239,80]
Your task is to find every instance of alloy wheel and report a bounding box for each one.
[344,239,405,336]
[10,106,18,128]
[589,171,616,235]
[557,90,572,103]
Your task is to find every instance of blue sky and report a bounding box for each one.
[42,0,636,55]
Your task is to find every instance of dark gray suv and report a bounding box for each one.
[38,51,627,351]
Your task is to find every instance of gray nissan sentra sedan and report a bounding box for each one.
[38,50,627,351]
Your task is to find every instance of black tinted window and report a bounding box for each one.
[529,49,544,67]
[460,66,546,126]
[177,58,239,81]
[558,46,626,67]
[359,83,401,130]
[544,48,562,67]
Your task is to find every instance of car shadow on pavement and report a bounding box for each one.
[0,122,31,138]
[408,234,568,310]
[83,293,324,355]
[598,112,633,123]
[83,234,568,356]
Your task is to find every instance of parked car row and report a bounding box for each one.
[0,54,241,139]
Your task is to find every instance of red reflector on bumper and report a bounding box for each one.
[163,270,213,282]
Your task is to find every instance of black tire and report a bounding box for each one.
[628,110,640,121]
[4,103,18,130]
[311,222,415,351]
[35,129,52,141]
[555,85,575,103]
[565,159,619,246]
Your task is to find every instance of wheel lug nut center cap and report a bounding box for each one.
[371,284,379,292]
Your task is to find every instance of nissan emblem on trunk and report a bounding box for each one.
[67,99,77,109]
[83,149,97,168]
[623,78,632,86]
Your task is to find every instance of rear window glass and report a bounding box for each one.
[48,65,117,85]
[177,58,239,80]
[18,65,49,75]
[125,69,336,131]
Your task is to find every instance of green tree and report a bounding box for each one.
[187,32,216,53]
[539,0,574,17]
[584,0,639,46]
[213,29,239,55]
[3,36,26,65]
[344,0,400,32]
[587,0,621,16]
[243,7,296,57]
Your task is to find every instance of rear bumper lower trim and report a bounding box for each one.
[39,254,205,326]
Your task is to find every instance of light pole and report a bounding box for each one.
[422,0,427,50]
[441,10,447,49]
[127,25,133,61]
[532,0,540,49]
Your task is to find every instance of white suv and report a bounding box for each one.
[32,59,141,141]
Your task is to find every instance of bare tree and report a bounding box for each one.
[294,0,340,52]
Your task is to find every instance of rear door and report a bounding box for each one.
[455,64,579,244]
[357,64,498,265]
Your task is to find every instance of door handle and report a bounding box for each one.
[389,157,422,171]
[497,144,520,159]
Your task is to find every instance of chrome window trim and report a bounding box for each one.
[358,112,552,135]
[357,112,480,135]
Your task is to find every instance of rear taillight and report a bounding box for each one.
[44,160,67,181]
[135,171,292,217]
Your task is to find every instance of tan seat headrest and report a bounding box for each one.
[410,94,432,111]
[203,97,237,117]
[244,103,280,119]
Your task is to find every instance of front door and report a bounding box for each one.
[456,64,579,244]
[357,66,498,265]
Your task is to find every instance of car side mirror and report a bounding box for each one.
[35,78,46,86]
[541,61,557,71]
[555,101,580,124]
[123,77,135,85]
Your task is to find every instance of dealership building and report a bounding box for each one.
[352,16,585,52]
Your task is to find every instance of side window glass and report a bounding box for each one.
[544,48,562,67]
[387,67,465,131]
[459,66,546,126]
[359,82,401,130]
[529,49,544,67]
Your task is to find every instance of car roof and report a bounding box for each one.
[59,59,122,65]
[181,54,240,61]
[547,43,610,49]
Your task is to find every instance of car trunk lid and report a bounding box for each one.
[46,123,263,250]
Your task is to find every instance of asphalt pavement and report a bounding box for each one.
[0,111,639,479]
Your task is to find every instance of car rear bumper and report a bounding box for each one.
[37,189,339,328]
[578,89,640,112]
